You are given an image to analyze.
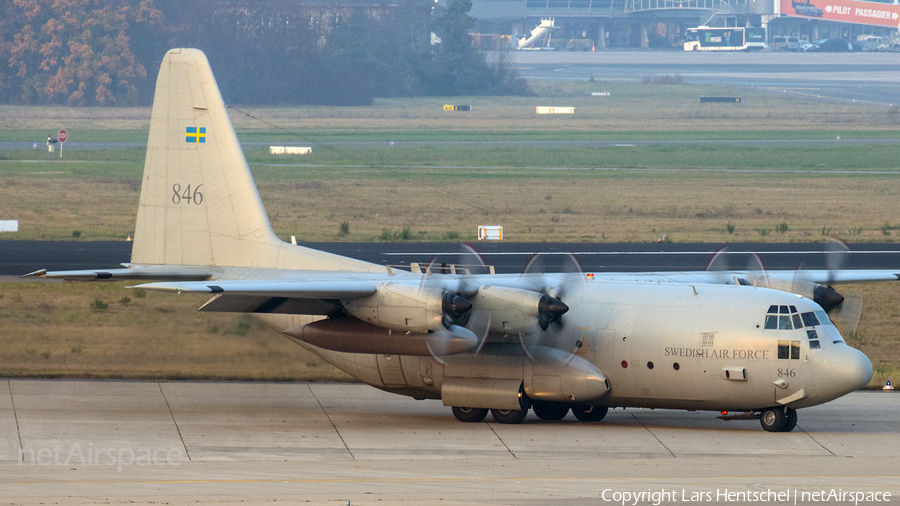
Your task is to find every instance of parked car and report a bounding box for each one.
[850,40,873,52]
[858,35,885,46]
[772,36,800,51]
[798,40,813,51]
[807,38,852,52]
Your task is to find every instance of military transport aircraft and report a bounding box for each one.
[26,49,885,432]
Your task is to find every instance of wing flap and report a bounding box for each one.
[132,280,378,299]
[199,294,342,315]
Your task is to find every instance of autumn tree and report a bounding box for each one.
[0,0,161,105]
[0,0,527,106]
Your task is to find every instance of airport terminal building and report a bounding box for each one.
[469,0,900,48]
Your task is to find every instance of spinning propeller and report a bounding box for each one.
[822,237,863,336]
[418,245,491,363]
[705,240,863,336]
[517,252,582,363]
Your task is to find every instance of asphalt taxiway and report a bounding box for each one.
[1,380,898,505]
[3,240,900,276]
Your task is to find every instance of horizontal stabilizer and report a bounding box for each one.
[23,265,216,281]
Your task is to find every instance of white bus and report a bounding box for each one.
[745,27,768,50]
[684,27,759,51]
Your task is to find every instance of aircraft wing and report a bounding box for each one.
[595,270,900,286]
[766,270,900,285]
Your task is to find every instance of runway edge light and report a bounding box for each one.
[884,380,894,391]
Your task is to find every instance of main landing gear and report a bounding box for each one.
[451,406,489,422]
[450,402,609,424]
[759,407,798,432]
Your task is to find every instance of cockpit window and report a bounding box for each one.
[779,316,793,330]
[807,329,820,349]
[815,311,833,325]
[765,306,804,330]
[801,312,820,327]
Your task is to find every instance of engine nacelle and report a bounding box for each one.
[766,279,845,312]
[342,283,469,333]
[472,285,568,333]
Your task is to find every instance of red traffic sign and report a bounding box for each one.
[58,129,67,143]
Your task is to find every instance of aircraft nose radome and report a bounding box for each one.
[814,345,873,400]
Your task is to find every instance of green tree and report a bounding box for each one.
[1,0,160,105]
[426,0,525,96]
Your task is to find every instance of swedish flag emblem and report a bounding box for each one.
[185,127,207,143]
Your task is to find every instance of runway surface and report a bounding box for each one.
[0,380,897,505]
[3,240,900,276]
[512,51,900,105]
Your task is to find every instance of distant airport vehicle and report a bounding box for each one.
[27,49,885,432]
[808,38,853,52]
[517,18,556,50]
[772,35,801,51]
[745,27,768,50]
[683,27,757,51]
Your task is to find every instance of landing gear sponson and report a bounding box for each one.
[454,403,796,431]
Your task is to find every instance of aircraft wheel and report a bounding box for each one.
[532,401,569,421]
[491,408,528,424]
[759,407,788,432]
[783,408,798,432]
[572,405,608,422]
[452,406,488,423]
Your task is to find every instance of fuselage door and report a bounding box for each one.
[377,354,408,388]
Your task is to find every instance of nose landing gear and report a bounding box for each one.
[759,407,798,432]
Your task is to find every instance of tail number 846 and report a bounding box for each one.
[172,184,204,205]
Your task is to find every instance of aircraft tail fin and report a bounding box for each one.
[132,48,377,272]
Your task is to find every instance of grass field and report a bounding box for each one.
[0,279,351,381]
[1,80,898,385]
[3,153,900,243]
